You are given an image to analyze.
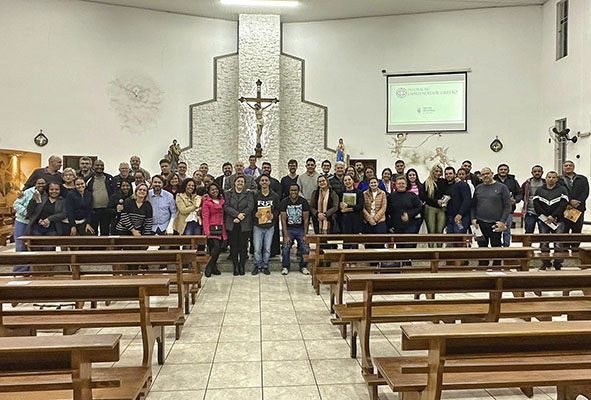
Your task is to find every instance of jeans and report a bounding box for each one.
[30,224,58,251]
[476,220,502,266]
[13,221,29,272]
[538,220,565,268]
[282,226,309,270]
[524,213,539,233]
[445,215,470,234]
[364,221,388,234]
[206,238,222,273]
[502,213,513,247]
[183,221,201,235]
[253,225,274,269]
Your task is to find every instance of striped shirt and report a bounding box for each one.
[115,198,153,235]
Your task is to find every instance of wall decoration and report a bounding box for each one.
[107,74,164,135]
[0,150,41,207]
[34,130,48,147]
[490,136,503,152]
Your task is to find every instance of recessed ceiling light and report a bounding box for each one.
[220,0,299,7]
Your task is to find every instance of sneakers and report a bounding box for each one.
[263,268,271,275]
[281,268,289,275]
[300,267,310,275]
[252,268,260,276]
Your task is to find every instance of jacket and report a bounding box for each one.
[174,192,201,234]
[420,178,448,208]
[13,187,36,224]
[363,189,388,224]
[223,174,258,191]
[26,195,66,234]
[106,191,132,234]
[223,189,255,232]
[533,185,569,222]
[493,173,523,212]
[66,190,93,226]
[521,177,546,214]
[202,195,227,240]
[387,191,423,232]
[559,173,590,211]
[309,188,339,233]
[444,181,471,217]
[86,173,115,202]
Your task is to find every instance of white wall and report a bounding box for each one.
[540,0,591,177]
[283,6,543,181]
[0,0,237,176]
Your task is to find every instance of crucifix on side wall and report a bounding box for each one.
[239,79,279,158]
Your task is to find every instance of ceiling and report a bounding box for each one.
[80,0,546,23]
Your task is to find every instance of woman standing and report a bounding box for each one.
[339,175,364,237]
[363,177,388,234]
[380,168,395,194]
[66,177,94,236]
[115,183,153,236]
[26,182,67,237]
[107,180,133,234]
[406,168,424,233]
[223,176,254,276]
[309,175,339,234]
[12,178,45,271]
[60,167,77,198]
[164,173,181,199]
[420,165,447,236]
[175,178,202,235]
[202,183,226,277]
[357,167,386,192]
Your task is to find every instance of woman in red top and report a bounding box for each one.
[201,183,227,277]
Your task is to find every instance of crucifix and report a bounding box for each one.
[239,79,279,158]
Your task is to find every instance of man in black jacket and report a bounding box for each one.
[494,163,523,247]
[559,160,589,248]
[533,171,569,269]
[444,167,471,234]
[85,159,115,236]
[214,162,233,192]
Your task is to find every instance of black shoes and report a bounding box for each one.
[252,268,260,275]
[262,268,270,275]
[212,268,221,275]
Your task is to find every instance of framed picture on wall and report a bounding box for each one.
[63,155,97,171]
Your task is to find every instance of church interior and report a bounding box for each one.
[1,0,591,399]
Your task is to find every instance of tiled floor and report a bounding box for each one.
[73,269,558,400]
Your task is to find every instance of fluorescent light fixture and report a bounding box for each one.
[220,0,299,7]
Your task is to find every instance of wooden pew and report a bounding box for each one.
[0,334,131,400]
[322,247,534,313]
[0,250,198,314]
[512,233,591,265]
[305,234,473,294]
[20,235,210,301]
[0,278,173,368]
[374,321,591,400]
[344,271,591,387]
[0,207,14,247]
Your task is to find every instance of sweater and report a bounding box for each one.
[386,191,422,232]
[533,185,569,221]
[115,198,153,235]
[444,181,471,217]
[66,190,93,226]
[471,182,511,223]
[559,173,589,211]
[297,172,320,202]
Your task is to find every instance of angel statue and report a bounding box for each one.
[167,139,182,171]
[390,133,408,158]
[336,138,346,162]
[428,146,455,167]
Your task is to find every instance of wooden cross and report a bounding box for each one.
[239,79,279,158]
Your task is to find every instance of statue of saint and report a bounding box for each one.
[336,138,346,162]
[167,139,181,171]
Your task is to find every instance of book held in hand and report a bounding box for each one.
[343,192,357,207]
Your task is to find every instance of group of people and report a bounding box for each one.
[12,153,588,275]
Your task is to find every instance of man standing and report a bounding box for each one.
[177,162,188,181]
[521,165,545,233]
[471,167,511,265]
[321,160,333,180]
[244,155,262,178]
[86,159,115,236]
[329,162,346,199]
[494,163,523,246]
[113,162,134,190]
[149,175,177,236]
[252,174,280,275]
[559,160,589,242]
[224,161,257,191]
[280,183,310,275]
[462,160,481,187]
[444,167,471,234]
[256,162,282,257]
[534,171,569,270]
[297,158,320,201]
[354,161,365,183]
[215,162,233,192]
[77,156,93,180]
[199,163,209,177]
[280,159,299,200]
[394,159,406,179]
[24,155,63,189]
[159,159,171,182]
[130,155,150,181]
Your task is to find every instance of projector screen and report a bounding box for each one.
[386,72,467,133]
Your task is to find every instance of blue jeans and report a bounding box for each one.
[502,213,513,247]
[446,215,470,234]
[183,221,202,235]
[253,225,274,269]
[365,221,388,234]
[13,221,29,272]
[524,213,539,233]
[282,226,309,270]
[538,220,564,268]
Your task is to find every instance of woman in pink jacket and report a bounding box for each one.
[201,183,227,277]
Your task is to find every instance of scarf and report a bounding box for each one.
[318,189,330,233]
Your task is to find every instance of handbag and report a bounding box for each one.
[209,225,223,235]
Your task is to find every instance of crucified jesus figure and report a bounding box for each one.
[242,99,279,145]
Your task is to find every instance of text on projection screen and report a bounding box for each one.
[387,72,467,133]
